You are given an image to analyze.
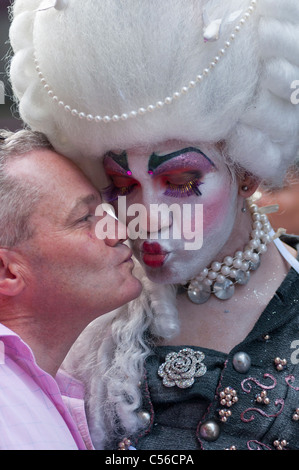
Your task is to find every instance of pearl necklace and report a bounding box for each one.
[34,0,258,124]
[187,202,274,304]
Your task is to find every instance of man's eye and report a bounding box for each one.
[77,214,93,223]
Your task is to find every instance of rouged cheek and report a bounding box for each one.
[170,175,234,238]
[202,184,236,237]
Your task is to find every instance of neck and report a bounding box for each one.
[169,240,292,352]
[187,201,270,304]
[0,308,80,377]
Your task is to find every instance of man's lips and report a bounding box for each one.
[142,242,169,267]
[121,248,134,264]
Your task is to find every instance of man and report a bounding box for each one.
[0,129,142,450]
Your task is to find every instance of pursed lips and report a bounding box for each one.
[141,242,169,268]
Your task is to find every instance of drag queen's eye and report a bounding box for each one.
[103,151,137,202]
[101,180,138,202]
[164,177,203,198]
[102,146,215,202]
[101,175,203,202]
[148,147,215,198]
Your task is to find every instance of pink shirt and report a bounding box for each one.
[0,324,94,450]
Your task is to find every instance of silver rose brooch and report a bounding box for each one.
[158,348,207,389]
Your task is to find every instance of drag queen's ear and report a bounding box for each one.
[238,173,260,198]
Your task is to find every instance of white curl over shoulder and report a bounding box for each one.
[8,0,299,187]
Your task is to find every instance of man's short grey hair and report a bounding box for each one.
[0,129,53,247]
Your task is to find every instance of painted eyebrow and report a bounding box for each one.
[148,147,214,174]
[104,151,132,175]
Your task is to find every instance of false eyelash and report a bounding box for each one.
[164,179,203,198]
[101,178,203,202]
[101,183,136,202]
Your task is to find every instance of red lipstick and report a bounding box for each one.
[142,242,168,268]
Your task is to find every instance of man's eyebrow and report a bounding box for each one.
[148,147,214,174]
[67,193,99,220]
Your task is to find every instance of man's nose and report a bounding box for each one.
[104,217,128,247]
[95,204,128,246]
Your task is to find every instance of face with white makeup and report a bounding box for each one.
[103,140,256,285]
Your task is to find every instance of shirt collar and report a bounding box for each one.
[0,322,20,338]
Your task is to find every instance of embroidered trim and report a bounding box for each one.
[285,375,299,391]
[247,440,272,450]
[241,374,277,393]
[240,398,285,423]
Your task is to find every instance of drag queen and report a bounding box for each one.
[9,0,299,450]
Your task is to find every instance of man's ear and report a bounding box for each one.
[0,249,26,297]
[238,172,260,198]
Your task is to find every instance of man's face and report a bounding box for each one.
[10,149,141,324]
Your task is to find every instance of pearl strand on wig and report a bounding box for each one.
[33,0,257,124]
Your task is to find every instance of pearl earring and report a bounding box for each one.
[241,185,249,212]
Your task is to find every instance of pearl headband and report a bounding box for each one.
[34,0,258,124]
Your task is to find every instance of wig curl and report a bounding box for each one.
[9,0,299,187]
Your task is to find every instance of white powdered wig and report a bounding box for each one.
[8,0,299,188]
